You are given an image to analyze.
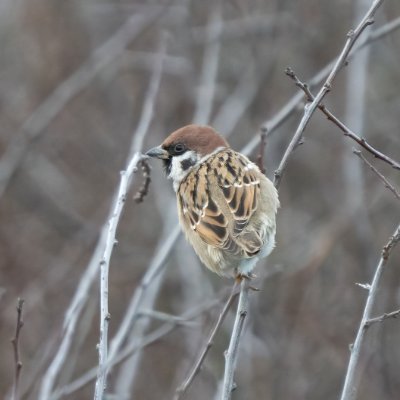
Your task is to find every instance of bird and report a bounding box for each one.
[146,125,279,279]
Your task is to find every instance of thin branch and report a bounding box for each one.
[174,284,240,400]
[94,38,166,400]
[11,298,25,400]
[340,223,400,400]
[364,309,400,327]
[221,279,250,400]
[274,0,385,189]
[353,150,400,200]
[285,68,400,171]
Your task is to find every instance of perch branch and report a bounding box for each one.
[221,279,250,400]
[340,223,400,400]
[174,285,240,400]
[11,298,25,400]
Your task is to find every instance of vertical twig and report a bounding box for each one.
[221,279,250,400]
[340,224,400,400]
[11,298,25,400]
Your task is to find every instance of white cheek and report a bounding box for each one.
[168,151,200,191]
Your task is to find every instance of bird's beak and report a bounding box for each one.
[145,146,169,159]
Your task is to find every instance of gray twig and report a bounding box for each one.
[284,68,400,171]
[364,309,400,327]
[340,223,400,400]
[11,298,25,400]
[94,37,166,400]
[353,150,400,200]
[221,279,250,400]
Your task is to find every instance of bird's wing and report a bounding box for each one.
[214,150,260,237]
[178,150,262,256]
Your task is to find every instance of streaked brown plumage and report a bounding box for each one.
[146,125,279,278]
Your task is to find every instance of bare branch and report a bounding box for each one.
[274,0,385,189]
[364,309,400,327]
[221,279,250,400]
[11,298,24,400]
[353,150,400,200]
[285,68,400,171]
[340,223,400,400]
[94,37,166,400]
[174,285,240,400]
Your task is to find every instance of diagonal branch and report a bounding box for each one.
[241,15,400,158]
[353,150,400,200]
[285,68,400,171]
[340,223,400,400]
[274,0,385,189]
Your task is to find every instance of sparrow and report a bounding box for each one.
[146,125,279,278]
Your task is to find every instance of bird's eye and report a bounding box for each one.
[173,143,185,154]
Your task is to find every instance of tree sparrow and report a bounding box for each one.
[146,125,279,278]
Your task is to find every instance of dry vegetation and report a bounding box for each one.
[1,1,400,399]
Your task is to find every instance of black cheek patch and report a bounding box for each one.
[181,158,195,171]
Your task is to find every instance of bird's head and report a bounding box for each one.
[146,125,229,190]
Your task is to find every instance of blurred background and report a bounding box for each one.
[1,0,400,399]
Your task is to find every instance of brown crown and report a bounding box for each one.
[162,125,229,156]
